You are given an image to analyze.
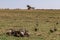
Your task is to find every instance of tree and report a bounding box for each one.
[27,5,35,10]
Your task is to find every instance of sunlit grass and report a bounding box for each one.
[0,9,60,40]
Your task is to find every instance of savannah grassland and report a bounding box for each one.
[0,9,60,40]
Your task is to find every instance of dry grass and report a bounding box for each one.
[0,9,60,40]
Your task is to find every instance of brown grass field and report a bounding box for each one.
[0,9,60,40]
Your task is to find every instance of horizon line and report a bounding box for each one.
[0,8,60,9]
